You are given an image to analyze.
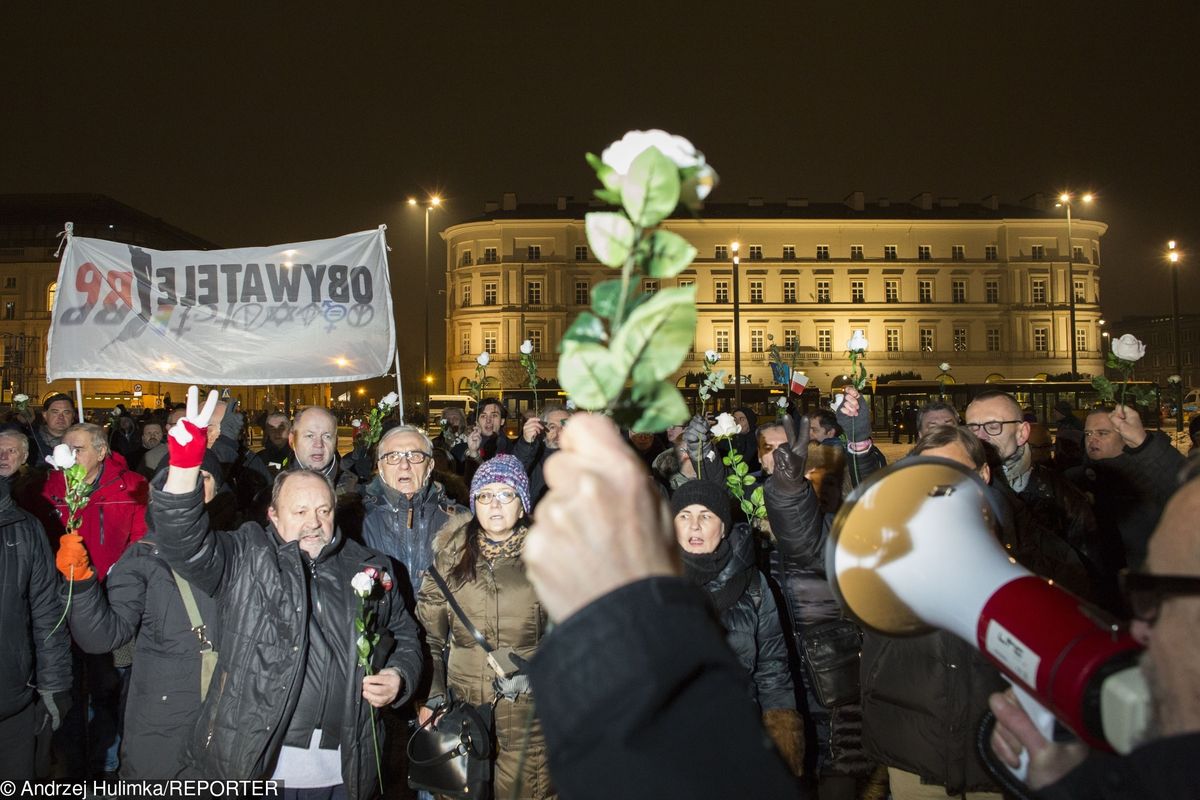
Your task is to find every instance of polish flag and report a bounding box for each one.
[789,369,809,395]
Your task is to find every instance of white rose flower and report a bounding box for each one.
[351,419,362,428]
[564,399,576,410]
[847,330,869,353]
[520,340,534,355]
[601,130,718,209]
[477,351,490,367]
[13,393,28,403]
[379,391,399,408]
[777,396,788,408]
[830,393,846,413]
[1168,374,1182,384]
[1111,334,1146,362]
[704,350,719,364]
[350,571,375,597]
[710,412,741,439]
[46,443,76,470]
[939,362,951,373]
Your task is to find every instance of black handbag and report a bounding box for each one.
[407,695,495,799]
[799,618,863,708]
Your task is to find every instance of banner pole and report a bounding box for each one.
[395,349,404,424]
[74,379,84,420]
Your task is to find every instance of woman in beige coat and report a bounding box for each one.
[416,454,555,799]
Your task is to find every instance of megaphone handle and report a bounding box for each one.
[1007,681,1057,782]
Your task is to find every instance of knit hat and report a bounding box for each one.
[670,480,732,532]
[469,454,531,515]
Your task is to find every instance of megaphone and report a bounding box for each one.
[827,457,1149,761]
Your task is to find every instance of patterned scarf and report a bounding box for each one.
[479,524,528,562]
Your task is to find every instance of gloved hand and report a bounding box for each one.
[219,397,244,443]
[55,533,94,581]
[834,386,870,444]
[769,416,811,496]
[681,414,710,464]
[168,386,220,468]
[36,689,73,734]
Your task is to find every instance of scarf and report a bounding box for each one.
[680,536,752,613]
[479,525,528,562]
[1003,443,1033,493]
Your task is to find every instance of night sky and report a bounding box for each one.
[5,3,1198,390]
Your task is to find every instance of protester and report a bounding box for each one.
[139,407,184,479]
[431,407,468,474]
[731,406,762,473]
[134,420,166,477]
[808,409,842,447]
[460,398,514,479]
[287,406,358,496]
[627,430,665,469]
[153,388,423,797]
[0,429,28,480]
[511,404,570,507]
[27,393,76,468]
[417,454,554,800]
[206,400,273,518]
[650,422,697,495]
[915,400,958,438]
[1050,399,1085,470]
[256,410,293,476]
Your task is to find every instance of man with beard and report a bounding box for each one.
[461,398,513,481]
[988,474,1200,798]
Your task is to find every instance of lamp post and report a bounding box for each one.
[1055,192,1093,377]
[408,195,442,419]
[1169,240,1183,439]
[731,241,742,407]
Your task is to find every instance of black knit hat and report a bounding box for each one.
[670,480,732,531]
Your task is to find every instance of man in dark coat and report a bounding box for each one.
[25,393,75,470]
[510,405,570,508]
[459,398,515,482]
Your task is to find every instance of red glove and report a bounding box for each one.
[167,386,219,469]
[56,533,94,581]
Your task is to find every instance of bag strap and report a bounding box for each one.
[170,569,218,700]
[428,565,495,653]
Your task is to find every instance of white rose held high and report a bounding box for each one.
[466,351,492,404]
[519,339,540,409]
[1092,333,1153,409]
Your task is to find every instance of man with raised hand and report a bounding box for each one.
[151,387,423,798]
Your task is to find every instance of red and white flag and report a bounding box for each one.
[789,369,809,395]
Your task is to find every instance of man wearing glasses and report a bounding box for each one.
[988,473,1200,798]
[361,425,465,601]
[965,391,1105,604]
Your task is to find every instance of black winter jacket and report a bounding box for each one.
[510,437,552,507]
[1037,732,1200,800]
[360,477,463,605]
[66,533,220,778]
[0,491,72,720]
[149,483,424,799]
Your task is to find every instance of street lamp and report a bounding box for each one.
[408,194,442,417]
[731,241,742,407]
[1055,191,1094,377]
[1169,240,1184,438]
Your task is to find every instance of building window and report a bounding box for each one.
[527,245,541,261]
[715,245,728,260]
[850,280,865,303]
[1033,327,1048,352]
[884,245,898,260]
[952,279,967,303]
[575,281,590,305]
[886,328,901,352]
[643,280,658,295]
[817,329,832,353]
[461,285,471,307]
[715,280,729,303]
[575,245,589,260]
[483,331,497,353]
[985,245,998,261]
[985,280,999,304]
[885,280,899,303]
[461,250,473,266]
[954,327,968,351]
[918,279,934,303]
[1031,279,1046,304]
[461,329,471,355]
[527,330,543,353]
[816,280,831,303]
[816,245,830,260]
[1074,279,1085,303]
[750,329,765,353]
[920,327,935,352]
[783,280,797,303]
[782,246,796,260]
[951,245,965,261]
[678,278,695,289]
[527,280,543,305]
[1073,246,1085,263]
[483,281,498,306]
[483,247,498,263]
[3,302,14,320]
[1076,328,1087,353]
[749,245,763,261]
[987,328,1001,352]
[783,328,798,349]
[1092,248,1099,265]
[1031,245,1045,260]
[850,245,864,260]
[715,329,730,354]
[918,245,932,260]
[47,281,57,311]
[749,280,764,303]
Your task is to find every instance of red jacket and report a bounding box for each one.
[40,452,148,580]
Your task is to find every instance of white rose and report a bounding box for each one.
[350,571,374,597]
[601,130,718,209]
[939,362,951,372]
[477,351,490,367]
[351,419,362,428]
[13,393,28,403]
[564,399,576,411]
[520,340,534,355]
[710,412,741,439]
[1111,334,1146,362]
[379,391,399,408]
[830,393,846,413]
[46,443,76,470]
[847,330,869,352]
[777,396,788,408]
[1168,374,1182,384]
[704,350,719,364]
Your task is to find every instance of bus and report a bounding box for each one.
[427,394,476,431]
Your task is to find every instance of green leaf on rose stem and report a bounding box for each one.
[585,152,622,193]
[1090,375,1115,402]
[628,380,689,433]
[585,212,637,269]
[756,506,768,519]
[620,146,682,228]
[591,279,638,319]
[644,230,698,278]
[740,500,754,515]
[562,311,608,346]
[355,618,364,632]
[557,342,625,409]
[726,476,740,492]
[751,486,764,506]
[734,461,748,476]
[592,187,623,206]
[612,288,697,385]
[743,475,755,485]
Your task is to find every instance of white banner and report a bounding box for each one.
[46,228,395,385]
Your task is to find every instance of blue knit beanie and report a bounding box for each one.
[469,454,531,515]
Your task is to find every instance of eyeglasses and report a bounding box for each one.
[378,450,431,465]
[1119,569,1200,625]
[964,420,1023,436]
[474,489,519,505]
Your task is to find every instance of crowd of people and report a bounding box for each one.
[0,384,1195,800]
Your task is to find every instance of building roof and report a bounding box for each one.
[0,193,219,250]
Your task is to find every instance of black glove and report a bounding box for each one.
[835,389,870,444]
[219,398,245,443]
[769,416,811,496]
[681,414,709,462]
[36,689,72,733]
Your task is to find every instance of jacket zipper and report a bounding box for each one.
[204,671,229,749]
[309,559,322,617]
[99,506,105,545]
